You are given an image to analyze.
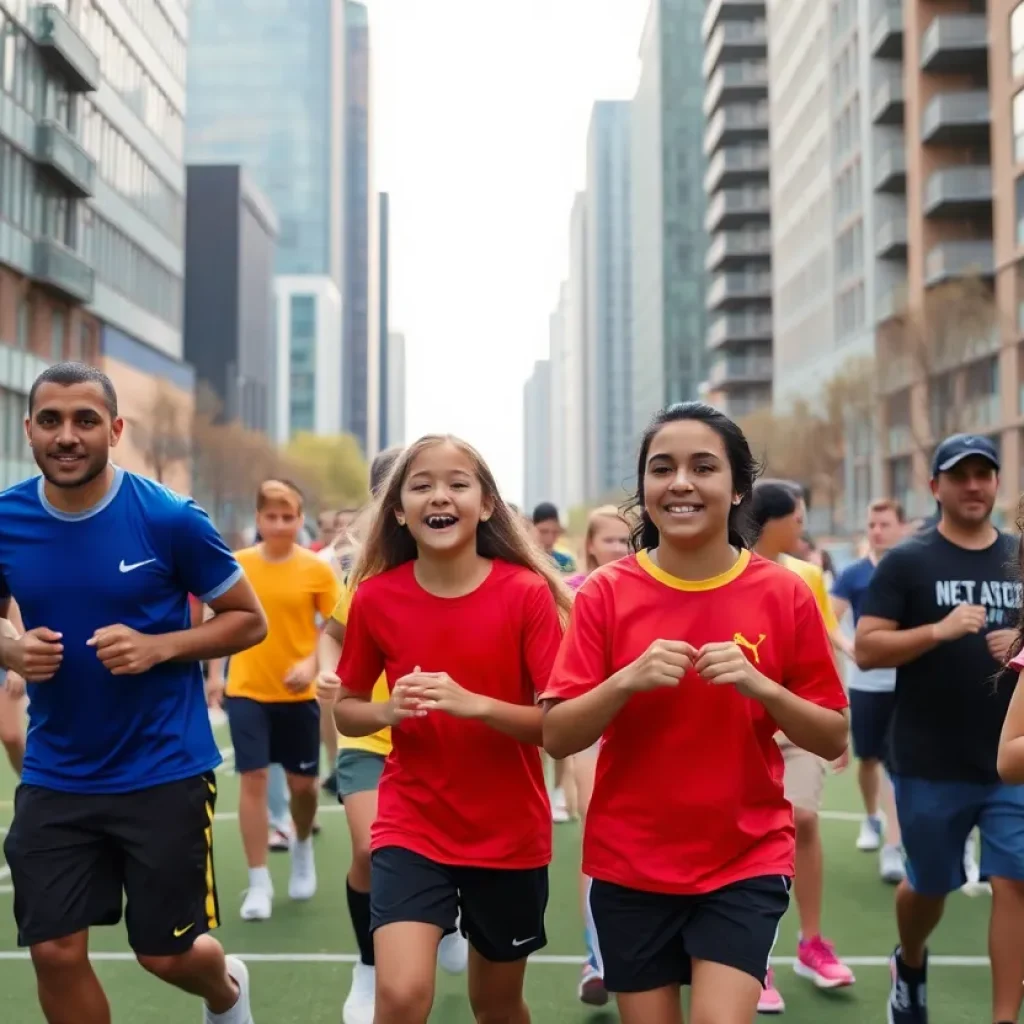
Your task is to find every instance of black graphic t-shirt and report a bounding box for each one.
[860,528,1021,782]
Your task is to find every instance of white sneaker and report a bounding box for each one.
[240,886,272,921]
[879,844,905,885]
[342,962,375,1024]
[961,833,991,897]
[204,955,255,1023]
[438,929,469,974]
[551,787,570,824]
[288,836,317,901]
[856,814,883,852]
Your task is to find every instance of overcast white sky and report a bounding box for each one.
[370,0,648,505]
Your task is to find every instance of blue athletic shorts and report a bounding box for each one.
[893,775,1024,896]
[848,689,895,763]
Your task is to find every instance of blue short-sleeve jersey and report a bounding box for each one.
[0,467,242,793]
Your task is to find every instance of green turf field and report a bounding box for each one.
[0,729,996,1022]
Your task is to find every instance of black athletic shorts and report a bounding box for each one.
[225,696,320,776]
[588,874,791,993]
[370,845,549,963]
[3,772,220,956]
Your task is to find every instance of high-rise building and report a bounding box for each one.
[875,1,1008,517]
[585,101,633,501]
[273,276,342,443]
[631,0,709,435]
[523,358,552,514]
[185,0,344,284]
[547,284,569,511]
[377,190,390,450]
[0,1,194,490]
[183,165,278,435]
[342,0,377,455]
[385,329,405,448]
[564,192,588,509]
[701,0,772,418]
[765,0,897,524]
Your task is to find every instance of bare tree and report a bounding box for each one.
[884,275,1000,453]
[128,381,192,485]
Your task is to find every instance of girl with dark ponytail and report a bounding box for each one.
[541,402,850,1024]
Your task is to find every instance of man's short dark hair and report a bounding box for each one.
[29,362,118,417]
[532,502,560,525]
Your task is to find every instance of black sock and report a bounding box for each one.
[346,881,374,966]
[895,946,927,982]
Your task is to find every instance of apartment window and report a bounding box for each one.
[1017,176,1024,245]
[50,309,64,361]
[1014,91,1024,162]
[15,297,28,351]
[1014,3,1024,78]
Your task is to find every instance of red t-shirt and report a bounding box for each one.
[540,549,848,895]
[338,558,560,869]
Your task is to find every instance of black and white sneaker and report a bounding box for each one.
[887,947,927,1024]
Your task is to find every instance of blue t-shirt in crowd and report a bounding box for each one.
[0,467,241,794]
[832,555,896,694]
[832,557,875,623]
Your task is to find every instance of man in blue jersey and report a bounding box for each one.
[0,363,267,1024]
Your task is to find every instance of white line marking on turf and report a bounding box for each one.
[0,952,991,966]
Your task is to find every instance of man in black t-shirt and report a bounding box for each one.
[856,434,1024,1024]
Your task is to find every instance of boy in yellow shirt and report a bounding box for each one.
[211,480,339,923]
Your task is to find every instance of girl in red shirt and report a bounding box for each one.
[328,434,569,1024]
[541,402,849,1024]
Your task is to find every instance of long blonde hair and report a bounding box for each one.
[583,504,631,573]
[349,434,572,623]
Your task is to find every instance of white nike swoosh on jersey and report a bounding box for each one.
[119,559,157,573]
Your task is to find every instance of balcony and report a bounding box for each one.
[924,239,994,287]
[872,72,904,125]
[876,216,908,260]
[704,188,770,231]
[703,145,770,192]
[706,272,772,311]
[871,1,904,59]
[705,229,771,272]
[874,146,907,193]
[34,4,99,93]
[876,279,908,323]
[701,0,765,43]
[920,14,988,74]
[708,354,773,387]
[923,165,992,218]
[703,61,768,116]
[33,239,94,304]
[921,91,990,145]
[703,21,767,79]
[707,313,773,350]
[704,103,770,155]
[35,120,95,198]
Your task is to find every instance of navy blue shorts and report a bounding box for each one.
[849,689,895,763]
[370,845,549,963]
[225,697,320,776]
[893,775,1024,896]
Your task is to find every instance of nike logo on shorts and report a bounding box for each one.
[173,923,195,938]
[512,937,535,947]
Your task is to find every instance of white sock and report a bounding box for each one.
[207,960,245,1023]
[293,836,312,855]
[249,866,271,890]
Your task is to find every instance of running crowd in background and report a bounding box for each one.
[0,362,1023,1024]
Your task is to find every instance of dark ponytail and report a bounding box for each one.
[627,402,760,553]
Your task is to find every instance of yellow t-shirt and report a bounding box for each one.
[227,546,340,702]
[332,581,392,757]
[781,554,839,633]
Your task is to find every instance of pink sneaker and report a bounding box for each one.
[794,935,855,989]
[757,968,785,1014]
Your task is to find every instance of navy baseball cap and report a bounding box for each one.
[931,433,1000,477]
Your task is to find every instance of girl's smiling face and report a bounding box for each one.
[643,419,737,549]
[399,441,492,554]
